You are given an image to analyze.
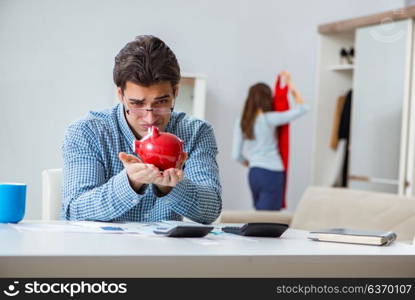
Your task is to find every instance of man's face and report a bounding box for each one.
[117,81,177,139]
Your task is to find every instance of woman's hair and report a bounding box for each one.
[240,83,273,139]
[113,35,181,91]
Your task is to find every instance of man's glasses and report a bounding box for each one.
[123,96,175,117]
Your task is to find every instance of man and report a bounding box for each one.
[62,35,222,224]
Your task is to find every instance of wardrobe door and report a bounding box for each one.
[349,19,413,194]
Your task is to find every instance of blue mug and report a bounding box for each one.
[0,183,26,223]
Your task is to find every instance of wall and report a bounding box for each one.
[0,0,405,219]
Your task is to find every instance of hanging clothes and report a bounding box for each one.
[329,89,352,187]
[330,95,346,150]
[338,89,352,187]
[273,75,289,209]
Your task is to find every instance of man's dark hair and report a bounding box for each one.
[113,35,181,91]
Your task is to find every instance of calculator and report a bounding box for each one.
[221,222,288,237]
[153,225,214,237]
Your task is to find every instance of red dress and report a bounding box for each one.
[273,76,289,209]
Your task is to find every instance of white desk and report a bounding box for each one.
[0,221,414,277]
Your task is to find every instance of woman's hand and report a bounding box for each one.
[279,70,304,105]
[279,70,293,90]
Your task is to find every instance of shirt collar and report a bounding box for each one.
[165,112,175,133]
[117,103,136,152]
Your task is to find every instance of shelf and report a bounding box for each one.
[175,72,207,120]
[327,64,354,71]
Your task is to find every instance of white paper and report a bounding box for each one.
[10,221,233,237]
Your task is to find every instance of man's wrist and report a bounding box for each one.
[127,177,144,194]
[154,184,173,197]
[136,184,148,195]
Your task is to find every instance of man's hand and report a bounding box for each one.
[119,152,188,196]
[242,160,249,167]
[119,152,162,192]
[153,153,188,195]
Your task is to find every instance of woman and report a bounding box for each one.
[232,71,309,210]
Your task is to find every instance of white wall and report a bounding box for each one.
[0,0,405,219]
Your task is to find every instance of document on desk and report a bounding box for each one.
[9,221,148,234]
[9,221,217,236]
[9,222,105,233]
[75,220,224,237]
[9,222,132,234]
[116,221,218,236]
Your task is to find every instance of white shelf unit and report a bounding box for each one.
[312,13,415,197]
[175,73,207,120]
[312,32,355,187]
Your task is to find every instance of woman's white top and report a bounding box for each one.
[232,104,309,171]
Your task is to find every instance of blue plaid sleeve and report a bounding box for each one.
[157,123,222,224]
[61,122,145,221]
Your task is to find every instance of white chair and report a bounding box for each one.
[41,168,63,220]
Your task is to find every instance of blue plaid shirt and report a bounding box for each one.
[61,104,222,224]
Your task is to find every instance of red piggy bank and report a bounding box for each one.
[133,126,185,171]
